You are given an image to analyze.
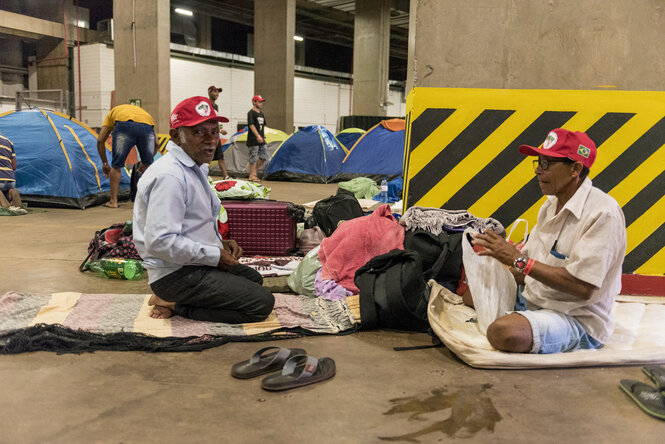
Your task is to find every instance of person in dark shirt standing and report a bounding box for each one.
[246,94,267,182]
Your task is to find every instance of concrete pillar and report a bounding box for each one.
[113,0,170,133]
[253,0,295,133]
[0,38,24,97]
[36,39,70,98]
[407,0,665,91]
[352,0,390,116]
[197,14,211,49]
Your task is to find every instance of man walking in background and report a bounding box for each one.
[208,85,231,179]
[97,104,156,208]
[247,94,267,182]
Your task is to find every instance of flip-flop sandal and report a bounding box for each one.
[642,365,665,391]
[261,355,335,391]
[619,379,665,420]
[231,346,306,379]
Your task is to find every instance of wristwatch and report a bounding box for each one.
[513,255,529,273]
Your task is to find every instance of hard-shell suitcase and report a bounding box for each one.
[220,200,296,256]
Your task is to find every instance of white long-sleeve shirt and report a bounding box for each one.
[133,141,223,284]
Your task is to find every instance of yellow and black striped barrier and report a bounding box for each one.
[403,88,665,275]
[156,133,170,155]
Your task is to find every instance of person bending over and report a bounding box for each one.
[465,128,626,354]
[133,96,274,322]
[97,104,157,208]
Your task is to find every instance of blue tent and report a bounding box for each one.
[336,127,365,151]
[0,108,130,209]
[334,119,406,182]
[265,125,348,183]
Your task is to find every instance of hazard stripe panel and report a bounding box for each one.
[404,88,665,275]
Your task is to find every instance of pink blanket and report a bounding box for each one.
[318,204,405,293]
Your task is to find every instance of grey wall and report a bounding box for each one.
[407,0,665,92]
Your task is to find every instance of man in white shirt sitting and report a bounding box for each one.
[467,128,626,354]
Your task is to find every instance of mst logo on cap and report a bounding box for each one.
[195,101,211,117]
[543,132,558,149]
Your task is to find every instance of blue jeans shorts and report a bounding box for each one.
[111,121,156,169]
[248,144,269,164]
[512,287,603,354]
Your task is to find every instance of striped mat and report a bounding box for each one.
[0,292,360,353]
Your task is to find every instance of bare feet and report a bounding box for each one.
[103,201,118,208]
[148,294,176,319]
[150,305,174,319]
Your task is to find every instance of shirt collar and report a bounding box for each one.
[556,177,592,219]
[167,142,197,168]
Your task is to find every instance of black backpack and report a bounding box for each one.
[404,229,464,292]
[312,191,364,237]
[354,249,430,332]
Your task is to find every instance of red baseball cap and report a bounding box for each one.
[208,85,222,93]
[519,128,597,169]
[170,96,229,129]
[252,94,266,102]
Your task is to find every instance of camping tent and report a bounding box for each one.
[336,127,365,151]
[216,126,288,177]
[334,119,406,182]
[265,125,348,183]
[0,108,130,209]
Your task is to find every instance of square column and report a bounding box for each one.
[353,0,391,116]
[113,0,171,133]
[254,0,295,133]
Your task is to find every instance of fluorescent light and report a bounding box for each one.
[175,8,193,16]
[294,35,304,41]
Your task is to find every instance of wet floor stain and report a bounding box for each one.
[379,383,502,442]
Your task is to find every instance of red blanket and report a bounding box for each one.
[318,204,405,293]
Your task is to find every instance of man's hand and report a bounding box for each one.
[218,248,239,270]
[257,135,264,144]
[471,231,521,267]
[102,163,111,178]
[222,239,243,259]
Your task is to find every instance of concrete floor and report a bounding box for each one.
[0,179,662,443]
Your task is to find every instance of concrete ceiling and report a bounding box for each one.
[173,0,410,59]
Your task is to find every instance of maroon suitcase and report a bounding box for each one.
[220,200,296,256]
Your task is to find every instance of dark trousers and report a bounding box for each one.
[150,264,274,324]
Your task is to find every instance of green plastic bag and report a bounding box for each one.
[337,177,380,200]
[287,245,322,297]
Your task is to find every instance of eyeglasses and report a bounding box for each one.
[532,157,573,171]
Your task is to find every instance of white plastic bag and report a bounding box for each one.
[506,218,529,251]
[462,228,517,335]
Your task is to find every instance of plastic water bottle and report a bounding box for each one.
[85,258,145,280]
[380,177,388,203]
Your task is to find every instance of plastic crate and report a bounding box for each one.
[221,200,296,256]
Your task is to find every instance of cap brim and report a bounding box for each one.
[518,144,568,158]
[212,115,229,123]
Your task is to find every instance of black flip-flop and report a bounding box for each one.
[642,365,665,391]
[619,379,665,420]
[261,355,335,391]
[231,346,306,379]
